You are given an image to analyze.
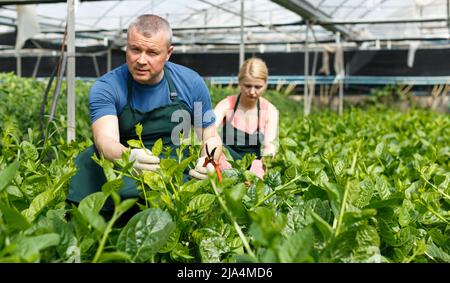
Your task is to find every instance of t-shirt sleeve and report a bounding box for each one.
[192,77,216,128]
[89,80,118,124]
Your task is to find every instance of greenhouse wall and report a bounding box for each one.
[1,48,449,78]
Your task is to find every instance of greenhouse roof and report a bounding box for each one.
[0,0,449,53]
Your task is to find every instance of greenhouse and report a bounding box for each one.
[0,0,449,265]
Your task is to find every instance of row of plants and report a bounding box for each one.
[0,73,449,262]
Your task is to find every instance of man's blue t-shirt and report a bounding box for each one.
[89,61,215,128]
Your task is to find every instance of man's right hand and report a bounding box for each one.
[129,148,160,173]
[189,156,215,180]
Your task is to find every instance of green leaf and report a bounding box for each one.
[152,138,163,157]
[178,155,195,172]
[240,154,255,170]
[334,160,345,176]
[182,178,208,193]
[14,233,60,261]
[283,166,297,182]
[160,159,178,176]
[0,161,19,193]
[78,192,108,233]
[143,171,164,190]
[21,141,39,161]
[427,228,448,248]
[0,202,30,231]
[356,224,380,247]
[398,199,419,227]
[97,252,131,263]
[170,242,195,262]
[278,227,314,263]
[49,213,79,262]
[21,189,55,222]
[281,137,298,147]
[310,211,333,240]
[285,150,300,166]
[426,241,450,262]
[159,228,181,253]
[116,198,138,215]
[117,208,176,263]
[224,184,248,223]
[101,178,124,196]
[353,179,374,208]
[135,123,143,138]
[375,176,391,200]
[188,194,216,213]
[127,139,141,148]
[92,155,116,182]
[6,185,23,198]
[344,208,377,226]
[375,142,385,158]
[254,180,266,205]
[193,228,229,263]
[249,207,287,246]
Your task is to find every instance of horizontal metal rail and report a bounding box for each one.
[205,75,450,86]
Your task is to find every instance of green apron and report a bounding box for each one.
[221,94,264,162]
[67,68,191,211]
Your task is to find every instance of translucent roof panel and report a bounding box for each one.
[0,0,449,52]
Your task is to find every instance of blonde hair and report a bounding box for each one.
[238,57,268,83]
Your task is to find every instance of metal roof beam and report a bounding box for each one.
[271,0,354,39]
[0,0,114,5]
[0,14,107,41]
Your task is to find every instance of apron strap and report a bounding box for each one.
[256,97,261,153]
[226,94,262,157]
[229,94,260,136]
[126,66,178,109]
[163,67,178,101]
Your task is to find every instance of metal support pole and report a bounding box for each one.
[304,22,310,116]
[16,52,21,77]
[32,55,42,78]
[336,32,344,116]
[67,0,76,142]
[447,0,450,38]
[92,55,100,77]
[107,47,112,72]
[239,0,245,68]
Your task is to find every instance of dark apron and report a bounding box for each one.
[221,94,264,162]
[67,68,191,211]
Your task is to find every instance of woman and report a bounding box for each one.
[214,57,279,178]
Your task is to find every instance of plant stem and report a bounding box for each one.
[350,140,361,173]
[334,180,350,236]
[210,179,255,258]
[169,179,179,201]
[92,212,118,263]
[139,178,149,208]
[426,205,450,225]
[420,173,450,201]
[254,175,302,208]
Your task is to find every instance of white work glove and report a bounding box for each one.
[129,148,160,174]
[189,156,215,180]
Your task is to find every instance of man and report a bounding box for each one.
[67,14,222,211]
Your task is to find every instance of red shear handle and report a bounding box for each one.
[202,157,223,183]
[213,162,223,183]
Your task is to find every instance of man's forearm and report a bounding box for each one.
[95,137,127,161]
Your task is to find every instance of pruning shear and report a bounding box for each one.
[203,144,223,183]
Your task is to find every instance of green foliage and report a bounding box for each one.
[0,73,449,263]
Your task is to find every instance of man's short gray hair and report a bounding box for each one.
[128,14,172,47]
